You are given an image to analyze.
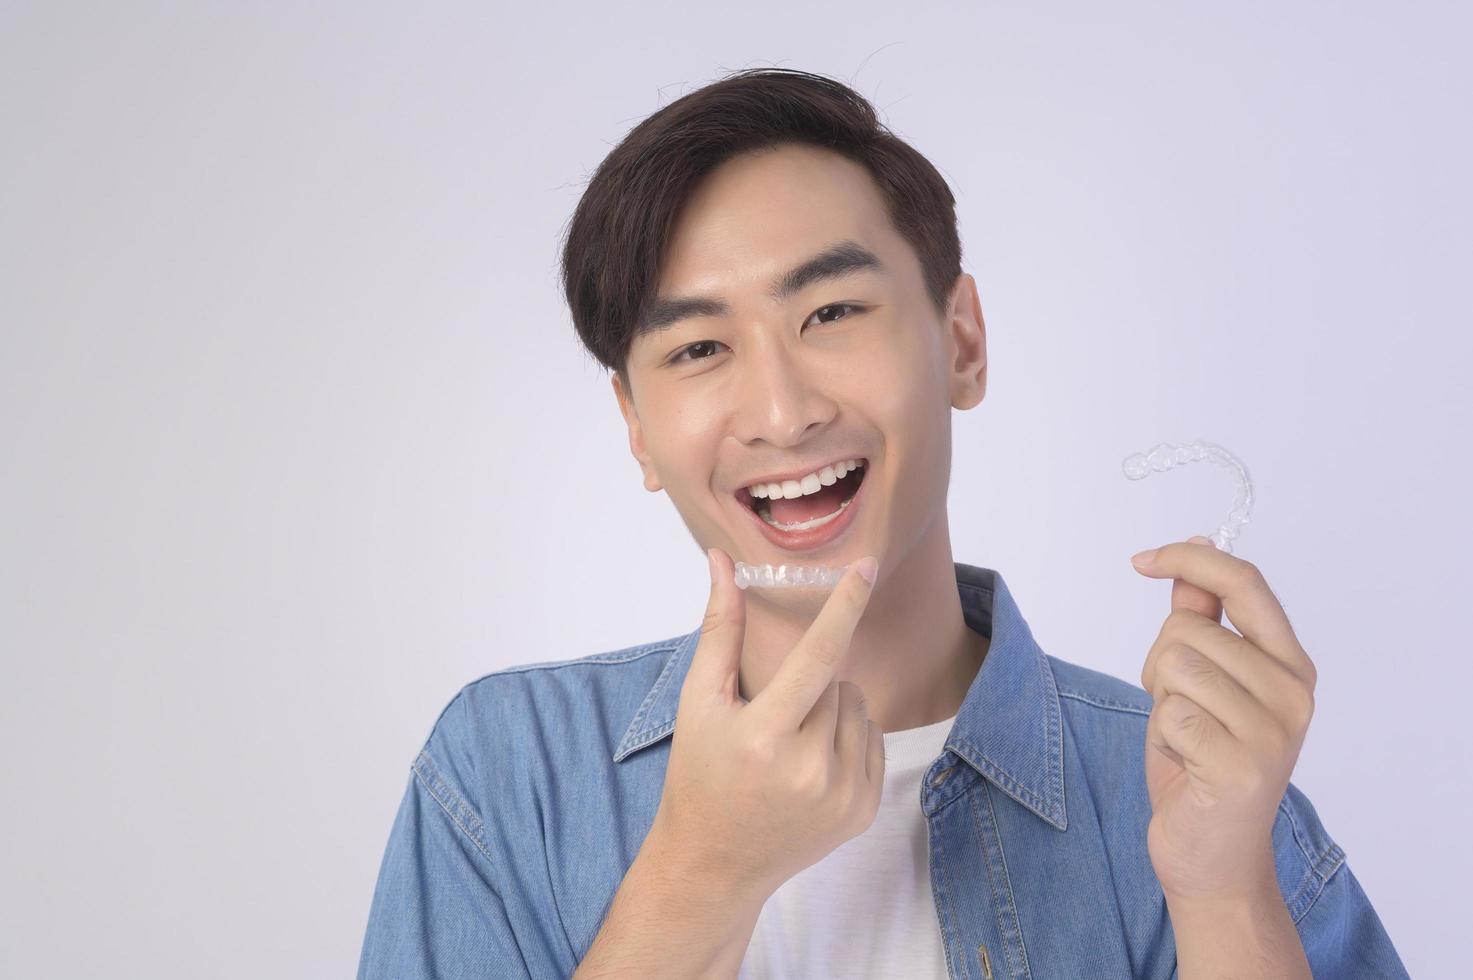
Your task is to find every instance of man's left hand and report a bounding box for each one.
[1131,535,1318,903]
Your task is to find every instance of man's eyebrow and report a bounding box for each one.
[634,240,886,338]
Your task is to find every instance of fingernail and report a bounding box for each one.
[855,556,878,584]
[1131,548,1158,567]
[1188,535,1212,545]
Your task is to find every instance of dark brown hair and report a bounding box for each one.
[557,67,963,382]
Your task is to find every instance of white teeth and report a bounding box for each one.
[747,459,863,499]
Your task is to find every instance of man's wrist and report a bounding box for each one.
[574,823,766,979]
[1164,876,1312,980]
[637,821,768,921]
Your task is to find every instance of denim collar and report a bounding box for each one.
[613,562,1067,831]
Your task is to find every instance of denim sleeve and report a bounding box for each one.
[1277,781,1409,978]
[1293,858,1409,978]
[356,760,535,980]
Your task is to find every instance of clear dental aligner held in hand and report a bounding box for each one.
[1121,438,1254,553]
[733,561,851,590]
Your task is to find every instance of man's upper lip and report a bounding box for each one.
[732,455,868,494]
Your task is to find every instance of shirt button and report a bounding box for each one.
[930,766,954,788]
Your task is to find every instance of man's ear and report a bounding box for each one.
[611,371,663,492]
[946,272,988,411]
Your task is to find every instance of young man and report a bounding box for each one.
[358,69,1407,979]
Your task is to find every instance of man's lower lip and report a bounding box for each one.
[740,473,866,554]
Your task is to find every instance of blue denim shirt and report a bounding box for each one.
[358,563,1408,978]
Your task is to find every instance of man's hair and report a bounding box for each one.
[558,67,963,382]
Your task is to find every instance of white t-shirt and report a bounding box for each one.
[737,713,957,979]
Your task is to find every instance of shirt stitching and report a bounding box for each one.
[466,642,680,681]
[1056,690,1152,716]
[945,745,1051,819]
[983,780,1033,979]
[1276,794,1346,923]
[970,783,1031,980]
[412,749,496,866]
[1044,660,1066,828]
[408,752,543,976]
[422,644,683,750]
[927,797,963,980]
[621,642,684,738]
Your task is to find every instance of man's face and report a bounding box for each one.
[613,143,986,610]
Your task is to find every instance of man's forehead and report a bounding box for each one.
[661,146,894,283]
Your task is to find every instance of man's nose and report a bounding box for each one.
[731,345,837,448]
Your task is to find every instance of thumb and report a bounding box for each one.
[685,546,747,705]
[1171,535,1223,624]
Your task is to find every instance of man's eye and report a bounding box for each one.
[667,303,867,365]
[669,340,729,364]
[807,302,864,326]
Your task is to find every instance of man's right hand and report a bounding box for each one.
[647,545,886,904]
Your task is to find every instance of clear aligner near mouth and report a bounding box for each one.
[733,561,850,590]
[1121,439,1254,554]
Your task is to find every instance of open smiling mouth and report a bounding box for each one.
[736,460,868,547]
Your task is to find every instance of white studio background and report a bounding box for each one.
[1,3,1466,977]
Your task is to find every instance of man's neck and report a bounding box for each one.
[736,517,989,733]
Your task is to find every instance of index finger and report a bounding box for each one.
[1136,542,1309,682]
[746,556,879,730]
